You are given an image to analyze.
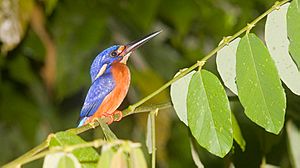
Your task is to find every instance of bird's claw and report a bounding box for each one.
[101,110,123,124]
[89,118,100,128]
[89,122,96,129]
[102,113,114,125]
[113,110,123,122]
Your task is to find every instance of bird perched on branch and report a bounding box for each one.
[78,31,161,127]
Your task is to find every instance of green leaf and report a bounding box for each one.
[146,110,156,154]
[266,3,300,95]
[286,121,300,168]
[98,120,118,141]
[58,155,78,168]
[287,0,300,70]
[187,70,233,157]
[130,148,147,168]
[216,38,240,95]
[189,139,204,168]
[262,164,280,168]
[50,132,99,167]
[170,71,196,126]
[236,33,286,134]
[232,113,246,151]
[110,150,128,168]
[43,153,81,168]
[146,113,153,154]
[97,145,115,168]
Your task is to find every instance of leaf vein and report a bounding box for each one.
[245,35,275,130]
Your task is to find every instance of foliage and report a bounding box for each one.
[1,0,300,168]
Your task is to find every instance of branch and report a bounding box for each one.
[2,0,291,167]
[2,102,172,168]
[124,0,290,110]
[16,139,107,167]
[5,139,139,168]
[67,102,172,135]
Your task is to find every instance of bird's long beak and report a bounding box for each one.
[121,30,162,56]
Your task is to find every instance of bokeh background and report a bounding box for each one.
[1,0,299,167]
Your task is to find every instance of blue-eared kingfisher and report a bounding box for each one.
[78,31,162,127]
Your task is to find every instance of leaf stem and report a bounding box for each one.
[3,139,109,168]
[129,62,201,110]
[127,0,290,111]
[2,0,291,167]
[2,102,171,168]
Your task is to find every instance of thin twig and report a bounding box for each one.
[2,102,172,168]
[3,139,108,168]
[2,0,291,167]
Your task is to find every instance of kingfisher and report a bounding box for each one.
[78,31,161,127]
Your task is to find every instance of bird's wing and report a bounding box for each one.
[79,74,115,120]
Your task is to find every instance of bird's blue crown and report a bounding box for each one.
[90,45,123,82]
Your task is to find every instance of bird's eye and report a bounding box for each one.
[110,51,118,57]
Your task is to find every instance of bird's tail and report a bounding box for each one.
[77,117,88,127]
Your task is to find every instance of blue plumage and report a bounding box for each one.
[78,45,121,126]
[79,72,115,119]
[78,31,162,127]
[90,45,121,82]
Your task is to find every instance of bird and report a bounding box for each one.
[78,31,162,127]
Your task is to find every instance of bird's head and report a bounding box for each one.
[90,30,161,82]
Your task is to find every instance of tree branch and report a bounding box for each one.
[3,102,172,168]
[2,0,291,167]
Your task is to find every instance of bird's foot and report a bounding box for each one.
[102,113,114,125]
[89,118,100,128]
[112,110,123,122]
[101,111,123,124]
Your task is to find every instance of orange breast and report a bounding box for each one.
[93,62,130,118]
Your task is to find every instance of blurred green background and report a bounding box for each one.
[1,0,299,167]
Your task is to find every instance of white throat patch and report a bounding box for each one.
[120,52,131,64]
